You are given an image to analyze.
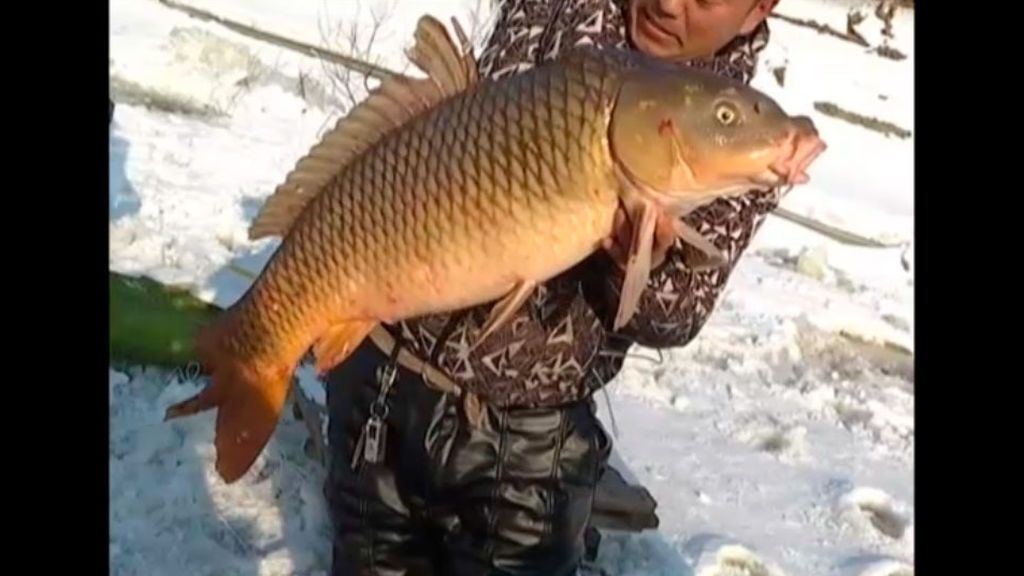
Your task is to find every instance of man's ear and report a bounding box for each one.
[739,0,779,35]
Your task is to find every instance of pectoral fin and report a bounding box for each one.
[312,320,378,376]
[614,201,658,331]
[470,280,536,351]
[673,219,727,270]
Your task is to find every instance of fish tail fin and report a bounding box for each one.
[164,312,294,484]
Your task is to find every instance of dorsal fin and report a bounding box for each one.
[248,15,479,240]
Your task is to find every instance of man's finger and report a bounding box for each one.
[654,215,677,249]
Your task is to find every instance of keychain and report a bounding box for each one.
[351,355,399,469]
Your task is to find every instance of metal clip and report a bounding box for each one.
[351,348,401,470]
[361,416,386,464]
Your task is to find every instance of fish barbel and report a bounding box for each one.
[165,15,826,483]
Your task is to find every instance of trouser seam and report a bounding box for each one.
[585,410,603,529]
[484,407,509,566]
[546,407,569,544]
[355,434,375,572]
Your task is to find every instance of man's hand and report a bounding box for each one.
[601,205,678,272]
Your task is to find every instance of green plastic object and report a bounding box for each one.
[109,271,222,368]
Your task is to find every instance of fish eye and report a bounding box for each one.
[715,103,738,126]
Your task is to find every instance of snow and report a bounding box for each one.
[109,0,914,574]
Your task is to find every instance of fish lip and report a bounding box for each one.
[768,125,827,186]
[750,172,785,189]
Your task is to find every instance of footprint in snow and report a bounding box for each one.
[838,555,914,576]
[695,544,785,576]
[838,487,911,541]
[856,560,913,576]
[735,419,809,464]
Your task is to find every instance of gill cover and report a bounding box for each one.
[609,65,700,195]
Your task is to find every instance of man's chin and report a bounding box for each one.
[630,34,703,61]
[629,22,672,56]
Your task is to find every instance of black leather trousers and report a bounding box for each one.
[323,340,612,576]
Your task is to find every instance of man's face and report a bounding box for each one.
[627,0,778,60]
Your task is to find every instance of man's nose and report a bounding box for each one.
[655,0,686,18]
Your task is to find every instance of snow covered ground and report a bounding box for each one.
[109,0,914,574]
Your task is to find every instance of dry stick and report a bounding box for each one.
[155,0,399,81]
[772,207,906,249]
[813,101,911,140]
[769,12,870,47]
[291,380,328,467]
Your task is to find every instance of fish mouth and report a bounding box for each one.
[765,117,827,187]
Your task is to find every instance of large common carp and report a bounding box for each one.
[165,15,826,483]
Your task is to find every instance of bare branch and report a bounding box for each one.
[316,0,395,117]
[464,0,497,48]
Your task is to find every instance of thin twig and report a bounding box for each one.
[214,512,254,555]
[315,0,394,120]
[226,262,258,280]
[464,0,495,47]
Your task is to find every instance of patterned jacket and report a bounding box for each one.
[387,0,778,408]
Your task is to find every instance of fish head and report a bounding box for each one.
[609,63,826,206]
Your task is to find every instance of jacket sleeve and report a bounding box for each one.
[587,187,783,350]
[476,0,554,81]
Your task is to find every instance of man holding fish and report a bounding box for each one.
[164,0,825,573]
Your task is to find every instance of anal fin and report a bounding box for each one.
[613,201,658,331]
[313,319,379,376]
[470,280,536,350]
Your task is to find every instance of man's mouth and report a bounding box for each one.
[637,8,680,47]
